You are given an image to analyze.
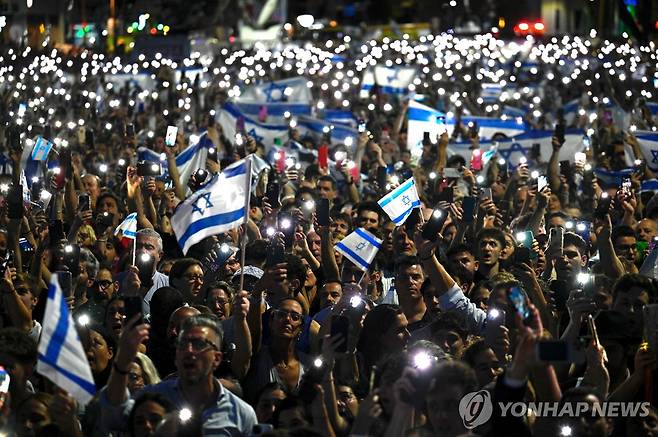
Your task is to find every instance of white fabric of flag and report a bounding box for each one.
[378,178,421,225]
[31,136,54,161]
[238,77,312,103]
[217,102,289,149]
[634,130,658,172]
[114,212,137,240]
[37,273,96,405]
[172,158,252,254]
[360,66,416,96]
[335,228,383,272]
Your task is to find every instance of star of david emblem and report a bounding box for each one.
[247,128,264,144]
[355,242,367,251]
[387,69,400,83]
[498,142,529,166]
[264,82,289,102]
[192,192,214,214]
[401,195,411,206]
[651,149,658,164]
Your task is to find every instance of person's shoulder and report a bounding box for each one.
[220,382,256,415]
[142,378,178,395]
[154,271,169,283]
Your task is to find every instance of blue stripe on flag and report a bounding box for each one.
[223,103,290,131]
[392,200,422,224]
[354,228,382,249]
[335,242,370,271]
[43,283,69,365]
[177,208,246,250]
[37,353,96,395]
[361,84,408,94]
[222,163,247,179]
[408,106,444,123]
[378,178,415,209]
[236,102,312,116]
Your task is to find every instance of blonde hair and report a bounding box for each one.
[134,352,161,386]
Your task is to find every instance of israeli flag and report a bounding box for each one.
[296,116,359,149]
[378,178,421,225]
[238,77,312,103]
[172,157,252,254]
[634,130,658,172]
[31,136,54,161]
[234,101,312,119]
[114,212,138,240]
[37,273,96,405]
[218,102,289,148]
[481,83,503,103]
[335,228,383,272]
[137,132,211,187]
[324,109,357,128]
[562,99,580,125]
[360,66,416,96]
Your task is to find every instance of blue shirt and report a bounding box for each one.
[100,378,257,436]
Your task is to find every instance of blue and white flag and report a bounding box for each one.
[37,273,96,405]
[360,66,416,96]
[296,116,359,150]
[31,136,54,161]
[238,77,312,103]
[634,130,658,172]
[335,228,382,272]
[114,212,138,240]
[334,228,382,272]
[234,101,312,119]
[378,178,421,225]
[137,132,211,187]
[171,157,252,254]
[324,109,357,128]
[481,83,503,103]
[218,102,289,149]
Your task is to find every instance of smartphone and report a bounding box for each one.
[56,271,73,298]
[0,366,9,410]
[508,286,531,323]
[537,340,572,362]
[443,167,461,179]
[422,131,431,145]
[125,123,136,138]
[85,129,95,148]
[7,185,22,220]
[516,230,534,249]
[550,279,569,312]
[136,161,162,177]
[318,145,328,168]
[278,212,295,247]
[469,121,479,138]
[135,252,155,284]
[78,193,90,212]
[377,166,387,191]
[437,186,454,203]
[266,240,286,267]
[422,208,448,242]
[276,150,286,173]
[514,246,531,264]
[559,160,571,179]
[165,125,178,147]
[266,180,281,208]
[594,194,612,219]
[330,315,350,353]
[554,123,565,144]
[470,149,483,171]
[123,295,143,325]
[480,187,492,201]
[485,309,506,345]
[252,424,275,436]
[358,120,366,133]
[207,147,218,162]
[549,226,564,256]
[96,211,114,228]
[317,198,330,227]
[404,208,422,235]
[0,252,10,278]
[587,314,600,347]
[537,175,548,192]
[462,196,477,223]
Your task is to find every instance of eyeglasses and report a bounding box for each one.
[272,309,303,323]
[128,372,143,382]
[176,337,217,352]
[184,274,204,283]
[95,279,113,289]
[208,298,229,306]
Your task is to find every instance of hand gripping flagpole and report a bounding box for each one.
[239,156,253,292]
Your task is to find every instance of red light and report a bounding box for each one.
[518,22,529,31]
[229,35,236,43]
[655,20,658,29]
[534,22,545,31]
[150,28,157,35]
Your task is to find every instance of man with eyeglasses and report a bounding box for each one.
[76,266,118,323]
[101,314,257,434]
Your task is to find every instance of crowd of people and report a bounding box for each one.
[0,29,658,437]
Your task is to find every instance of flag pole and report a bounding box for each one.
[239,156,253,292]
[132,238,136,266]
[357,270,368,289]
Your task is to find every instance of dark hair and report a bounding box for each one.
[446,243,474,259]
[394,255,422,275]
[242,239,269,267]
[271,396,308,429]
[546,211,570,222]
[356,201,383,220]
[128,392,175,437]
[204,281,234,302]
[95,191,125,215]
[284,253,307,291]
[429,312,468,342]
[613,273,653,300]
[429,361,478,396]
[180,314,224,347]
[148,286,185,339]
[358,304,405,369]
[0,328,37,365]
[462,339,493,369]
[169,258,203,282]
[476,228,506,249]
[612,225,636,243]
[304,164,322,181]
[318,175,337,190]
